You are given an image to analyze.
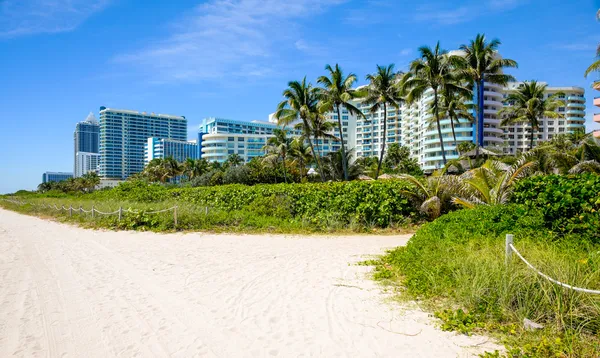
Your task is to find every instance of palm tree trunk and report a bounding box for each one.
[304,121,325,182]
[450,116,457,146]
[282,153,288,183]
[336,104,349,181]
[375,103,387,179]
[475,79,483,161]
[529,123,534,150]
[434,89,447,166]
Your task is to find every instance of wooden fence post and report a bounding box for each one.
[505,234,514,266]
[118,207,122,221]
[174,206,178,230]
[205,206,208,215]
[92,205,95,218]
[79,206,82,214]
[69,205,72,217]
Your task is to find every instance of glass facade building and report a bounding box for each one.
[73,112,99,176]
[145,138,200,164]
[42,172,73,183]
[99,107,187,179]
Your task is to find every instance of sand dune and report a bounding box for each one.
[0,208,498,357]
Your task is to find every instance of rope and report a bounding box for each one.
[145,207,176,214]
[93,209,120,215]
[509,243,600,295]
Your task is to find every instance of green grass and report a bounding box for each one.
[366,205,600,357]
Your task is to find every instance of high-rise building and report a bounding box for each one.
[42,172,73,183]
[503,83,586,154]
[198,118,297,163]
[145,138,200,164]
[75,152,100,177]
[594,83,600,138]
[353,81,585,171]
[73,112,99,176]
[99,107,187,179]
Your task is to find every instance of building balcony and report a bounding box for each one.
[567,95,586,102]
[594,97,600,107]
[567,123,586,129]
[566,109,585,116]
[594,113,600,123]
[566,116,586,122]
[567,102,585,109]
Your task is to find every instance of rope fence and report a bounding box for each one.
[505,234,600,295]
[0,198,195,230]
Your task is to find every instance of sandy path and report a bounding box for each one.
[0,208,498,357]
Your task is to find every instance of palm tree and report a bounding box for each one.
[289,137,313,180]
[262,128,292,183]
[363,64,403,179]
[227,153,244,167]
[454,34,518,156]
[308,112,338,161]
[81,172,100,191]
[321,149,363,181]
[584,9,600,82]
[161,157,182,183]
[440,88,474,145]
[453,155,536,208]
[317,64,364,181]
[399,170,461,220]
[275,77,325,181]
[403,42,469,166]
[498,81,564,150]
[183,158,208,180]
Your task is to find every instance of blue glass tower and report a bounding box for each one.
[99,107,187,179]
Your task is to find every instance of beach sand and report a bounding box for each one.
[0,208,500,357]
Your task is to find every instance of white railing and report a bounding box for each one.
[505,234,600,295]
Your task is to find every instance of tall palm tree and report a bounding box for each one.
[440,88,474,145]
[317,64,365,181]
[289,137,313,181]
[498,81,564,150]
[454,34,518,156]
[308,112,338,161]
[363,64,403,179]
[275,77,325,181]
[584,9,600,83]
[262,128,292,183]
[403,42,469,166]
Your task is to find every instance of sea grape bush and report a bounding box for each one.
[91,179,418,228]
[511,174,600,242]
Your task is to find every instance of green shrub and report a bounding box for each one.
[372,204,600,356]
[511,174,600,242]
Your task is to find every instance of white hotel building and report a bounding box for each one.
[351,82,585,171]
[503,83,586,153]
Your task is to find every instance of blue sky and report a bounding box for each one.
[0,0,599,193]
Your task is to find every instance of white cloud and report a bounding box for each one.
[115,0,345,83]
[413,5,471,25]
[413,0,525,25]
[0,0,111,38]
[399,48,412,56]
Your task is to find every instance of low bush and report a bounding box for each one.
[371,204,600,356]
[3,179,420,232]
[511,174,600,242]
[86,179,419,229]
